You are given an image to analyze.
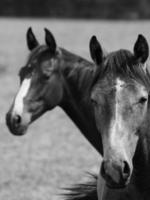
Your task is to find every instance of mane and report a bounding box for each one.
[27,45,49,63]
[92,49,150,90]
[62,173,98,200]
[60,48,94,69]
[27,45,94,70]
[60,48,95,95]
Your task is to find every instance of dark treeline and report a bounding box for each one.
[0,0,150,19]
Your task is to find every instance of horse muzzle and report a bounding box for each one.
[101,159,131,189]
[6,110,30,136]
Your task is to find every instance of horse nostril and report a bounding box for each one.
[101,161,105,175]
[14,115,21,126]
[122,161,130,179]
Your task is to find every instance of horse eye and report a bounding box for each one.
[139,97,147,104]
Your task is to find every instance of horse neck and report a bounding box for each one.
[131,111,150,196]
[59,48,103,154]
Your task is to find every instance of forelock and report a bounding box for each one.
[92,49,150,90]
[27,45,49,65]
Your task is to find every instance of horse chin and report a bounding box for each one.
[106,180,129,189]
[31,107,47,122]
[9,125,28,136]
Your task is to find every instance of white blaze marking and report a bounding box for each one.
[116,78,124,92]
[110,78,125,146]
[13,78,31,116]
[143,62,147,72]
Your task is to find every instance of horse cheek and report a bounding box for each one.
[46,81,63,108]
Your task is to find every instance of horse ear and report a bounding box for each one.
[89,35,103,65]
[26,27,39,51]
[44,28,57,54]
[134,34,149,63]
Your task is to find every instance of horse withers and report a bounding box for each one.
[89,34,150,199]
[6,27,103,154]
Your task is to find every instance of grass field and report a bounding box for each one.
[0,18,150,200]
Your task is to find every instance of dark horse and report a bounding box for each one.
[6,27,103,154]
[62,35,150,200]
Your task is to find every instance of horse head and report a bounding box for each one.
[90,34,150,189]
[6,28,64,135]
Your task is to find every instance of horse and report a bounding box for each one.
[6,27,103,154]
[62,34,150,200]
[90,34,150,199]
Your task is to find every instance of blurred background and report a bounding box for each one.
[0,0,150,19]
[0,1,150,200]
